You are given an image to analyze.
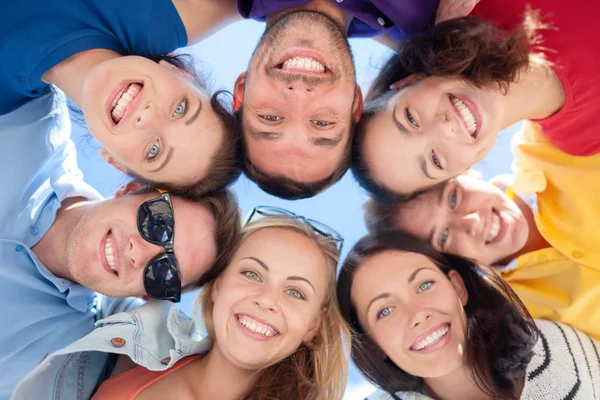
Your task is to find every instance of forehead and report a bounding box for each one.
[235,227,328,278]
[396,186,444,234]
[352,251,439,301]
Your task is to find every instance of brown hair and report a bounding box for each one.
[337,230,538,399]
[199,216,350,399]
[352,12,547,201]
[133,54,243,198]
[235,106,354,200]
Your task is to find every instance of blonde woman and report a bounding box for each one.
[89,207,349,400]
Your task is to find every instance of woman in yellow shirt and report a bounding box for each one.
[363,121,600,339]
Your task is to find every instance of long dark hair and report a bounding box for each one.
[337,230,538,399]
[352,13,545,201]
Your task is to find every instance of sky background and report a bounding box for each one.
[71,18,522,399]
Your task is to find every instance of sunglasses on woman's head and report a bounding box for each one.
[245,206,344,253]
[137,189,181,303]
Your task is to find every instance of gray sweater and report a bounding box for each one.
[366,320,600,400]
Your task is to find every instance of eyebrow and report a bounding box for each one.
[418,155,435,180]
[366,292,391,316]
[242,257,315,291]
[185,96,202,126]
[408,267,434,283]
[148,147,173,173]
[249,130,282,141]
[310,132,344,148]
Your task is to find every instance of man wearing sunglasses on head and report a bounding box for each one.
[1,91,240,399]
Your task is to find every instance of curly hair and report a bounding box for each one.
[352,12,546,201]
[337,230,538,399]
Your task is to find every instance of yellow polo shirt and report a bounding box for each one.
[498,121,600,339]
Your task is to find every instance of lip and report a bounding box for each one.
[235,313,281,342]
[449,94,482,140]
[486,208,508,245]
[409,322,452,355]
[274,48,331,75]
[105,80,144,128]
[99,229,119,277]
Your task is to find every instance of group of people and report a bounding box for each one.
[2,0,599,399]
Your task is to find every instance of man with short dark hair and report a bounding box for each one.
[0,90,238,398]
[232,0,440,199]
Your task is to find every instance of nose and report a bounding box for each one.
[252,287,280,313]
[134,103,157,128]
[409,307,433,329]
[128,234,165,269]
[459,212,481,236]
[283,81,315,95]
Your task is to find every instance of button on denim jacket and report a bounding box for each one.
[12,300,210,400]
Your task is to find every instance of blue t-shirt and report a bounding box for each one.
[0,0,187,115]
[0,88,106,399]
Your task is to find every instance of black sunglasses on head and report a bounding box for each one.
[245,205,344,253]
[137,189,181,303]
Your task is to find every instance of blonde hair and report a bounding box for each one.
[199,216,350,400]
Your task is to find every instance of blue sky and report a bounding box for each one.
[71,18,522,399]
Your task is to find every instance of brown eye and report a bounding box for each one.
[261,115,281,122]
[405,108,418,127]
[431,150,442,170]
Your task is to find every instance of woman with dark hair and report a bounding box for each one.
[2,0,242,198]
[352,0,600,201]
[337,230,600,399]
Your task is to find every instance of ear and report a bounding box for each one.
[303,307,325,343]
[352,84,364,124]
[113,180,146,198]
[233,72,246,112]
[448,270,469,307]
[100,148,127,173]
[389,73,427,90]
[158,60,194,81]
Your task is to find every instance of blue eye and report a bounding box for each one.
[377,306,393,320]
[147,140,161,160]
[242,271,261,281]
[418,281,433,293]
[449,190,457,209]
[286,288,305,300]
[439,229,449,248]
[173,99,188,117]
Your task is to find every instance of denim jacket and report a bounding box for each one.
[12,300,210,400]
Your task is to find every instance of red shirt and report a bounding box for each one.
[473,0,600,156]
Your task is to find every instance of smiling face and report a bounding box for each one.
[351,251,469,378]
[361,75,506,195]
[235,9,362,183]
[393,175,529,265]
[65,191,217,297]
[210,227,328,370]
[80,56,224,186]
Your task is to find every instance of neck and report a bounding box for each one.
[31,197,93,280]
[265,0,350,30]
[42,49,120,107]
[424,362,490,400]
[186,344,257,400]
[500,62,565,127]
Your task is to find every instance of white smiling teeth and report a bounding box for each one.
[412,325,450,351]
[104,234,117,272]
[111,83,142,123]
[238,315,278,337]
[282,56,326,73]
[451,96,477,136]
[487,212,501,243]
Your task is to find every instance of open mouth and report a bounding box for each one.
[485,208,506,245]
[450,95,478,138]
[410,323,450,351]
[109,82,143,125]
[102,230,118,276]
[274,50,330,75]
[236,314,280,339]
